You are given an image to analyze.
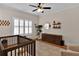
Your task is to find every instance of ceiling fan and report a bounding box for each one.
[29,3,51,13]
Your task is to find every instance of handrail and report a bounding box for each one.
[0,35,36,56]
[3,40,35,51]
[0,35,19,39]
[18,35,32,41]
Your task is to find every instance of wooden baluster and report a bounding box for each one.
[32,43,34,56]
[15,49,16,56]
[24,46,26,56]
[11,51,12,56]
[28,45,30,56]
[29,44,31,56]
[21,47,23,56]
[18,48,20,56]
[31,43,33,56]
[27,45,28,56]
[34,41,36,56]
[28,45,29,56]
[32,41,36,56]
[19,48,21,56]
[16,49,18,56]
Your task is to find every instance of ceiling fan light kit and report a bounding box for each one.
[37,8,43,12]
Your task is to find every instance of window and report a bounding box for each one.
[29,21,32,34]
[14,19,19,35]
[25,20,28,34]
[20,20,24,34]
[25,20,32,34]
[14,19,32,35]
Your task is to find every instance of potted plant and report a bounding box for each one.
[35,24,43,39]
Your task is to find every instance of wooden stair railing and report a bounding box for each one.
[0,35,36,56]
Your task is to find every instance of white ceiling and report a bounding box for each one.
[1,3,79,16]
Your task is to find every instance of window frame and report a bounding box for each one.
[14,19,32,35]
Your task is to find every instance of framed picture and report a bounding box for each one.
[44,23,51,29]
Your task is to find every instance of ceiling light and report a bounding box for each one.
[37,8,43,12]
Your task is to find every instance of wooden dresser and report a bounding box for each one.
[42,33,64,46]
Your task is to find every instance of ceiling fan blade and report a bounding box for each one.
[32,9,37,12]
[29,5,37,8]
[43,7,51,9]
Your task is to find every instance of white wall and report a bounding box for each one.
[0,5,39,38]
[39,6,79,45]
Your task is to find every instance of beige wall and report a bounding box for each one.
[0,5,39,38]
[1,4,79,45]
[39,6,79,45]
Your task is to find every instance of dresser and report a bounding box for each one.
[42,33,64,46]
